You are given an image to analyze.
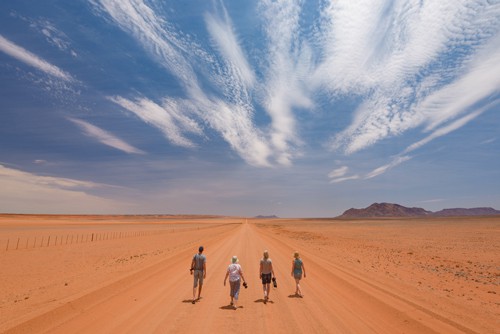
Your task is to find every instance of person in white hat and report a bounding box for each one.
[224,255,247,309]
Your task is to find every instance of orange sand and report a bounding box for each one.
[0,215,498,333]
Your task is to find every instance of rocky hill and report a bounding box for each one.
[432,207,500,216]
[339,203,500,218]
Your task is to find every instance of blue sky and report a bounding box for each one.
[0,0,499,217]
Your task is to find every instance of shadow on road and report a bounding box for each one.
[254,299,274,304]
[220,305,243,310]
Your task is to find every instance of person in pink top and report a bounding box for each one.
[224,255,247,309]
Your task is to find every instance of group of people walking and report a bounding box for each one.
[190,246,306,309]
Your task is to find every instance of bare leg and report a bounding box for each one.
[197,284,203,300]
[295,278,302,296]
[266,283,271,299]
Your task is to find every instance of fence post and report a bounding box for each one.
[6,238,9,251]
[47,236,51,247]
[41,236,44,247]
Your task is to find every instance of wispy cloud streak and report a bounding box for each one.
[320,0,500,155]
[91,0,274,166]
[69,118,146,154]
[365,155,411,179]
[0,34,73,81]
[258,0,313,165]
[0,164,122,213]
[108,96,200,148]
[90,0,499,172]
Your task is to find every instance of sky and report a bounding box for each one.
[0,0,499,217]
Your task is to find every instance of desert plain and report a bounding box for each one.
[0,214,498,333]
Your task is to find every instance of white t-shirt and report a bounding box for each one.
[227,263,242,282]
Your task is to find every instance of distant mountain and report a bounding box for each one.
[338,203,500,218]
[339,203,431,218]
[254,215,279,219]
[432,207,500,216]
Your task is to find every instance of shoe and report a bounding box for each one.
[192,300,195,304]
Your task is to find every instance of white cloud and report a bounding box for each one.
[68,118,146,154]
[205,9,255,89]
[365,155,411,179]
[320,1,499,154]
[258,0,313,165]
[0,34,74,81]
[108,96,201,148]
[328,166,348,179]
[328,166,360,183]
[0,164,122,214]
[91,0,275,167]
[90,0,498,171]
[418,37,500,132]
[480,138,496,145]
[329,175,360,184]
[403,103,495,154]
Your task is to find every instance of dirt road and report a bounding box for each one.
[2,217,497,333]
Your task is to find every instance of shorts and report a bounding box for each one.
[293,272,302,280]
[193,270,204,287]
[261,273,272,284]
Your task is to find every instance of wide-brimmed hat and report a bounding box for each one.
[231,255,239,263]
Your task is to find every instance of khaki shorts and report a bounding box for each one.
[193,270,204,287]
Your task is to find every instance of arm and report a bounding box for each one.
[203,261,206,278]
[224,270,229,286]
[270,262,275,278]
[190,257,195,275]
[239,268,246,283]
[259,261,263,278]
[291,260,294,276]
[302,262,306,278]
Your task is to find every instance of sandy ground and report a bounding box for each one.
[0,215,498,333]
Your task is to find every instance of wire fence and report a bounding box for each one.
[1,222,236,252]
[2,229,172,251]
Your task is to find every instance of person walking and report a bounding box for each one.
[291,251,306,297]
[190,246,206,304]
[259,250,275,303]
[224,255,247,309]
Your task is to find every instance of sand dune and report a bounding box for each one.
[0,215,498,333]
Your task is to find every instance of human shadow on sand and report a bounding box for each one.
[287,294,303,298]
[220,305,243,310]
[182,297,203,303]
[254,299,274,304]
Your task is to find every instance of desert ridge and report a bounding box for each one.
[0,215,498,333]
